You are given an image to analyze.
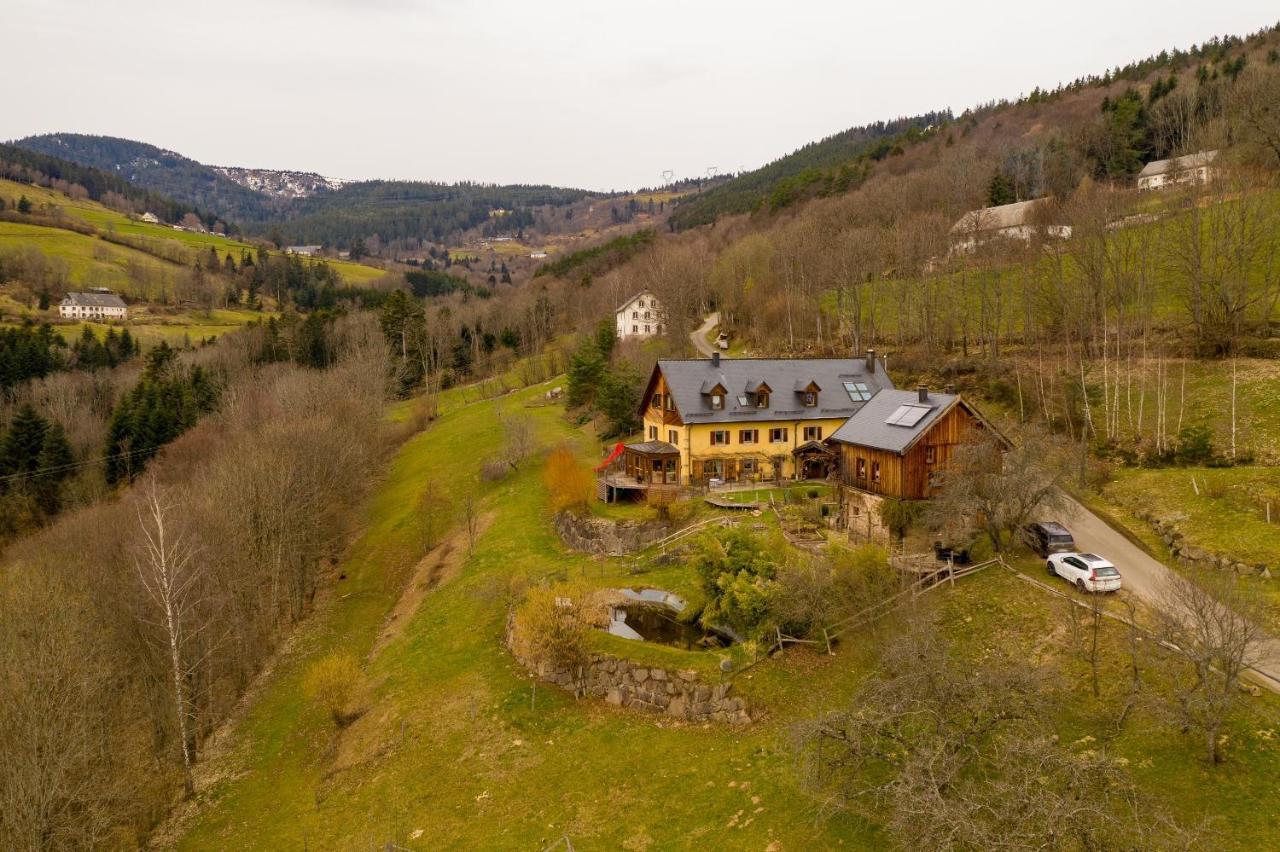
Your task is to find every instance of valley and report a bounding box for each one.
[3,11,1280,852]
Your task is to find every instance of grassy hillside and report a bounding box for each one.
[0,221,171,292]
[163,379,1280,850]
[0,177,386,286]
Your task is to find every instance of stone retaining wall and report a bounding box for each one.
[554,511,671,556]
[521,652,755,724]
[1134,509,1272,578]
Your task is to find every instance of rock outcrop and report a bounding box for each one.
[554,511,671,556]
[1133,509,1269,577]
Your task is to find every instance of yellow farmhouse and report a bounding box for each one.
[634,351,894,486]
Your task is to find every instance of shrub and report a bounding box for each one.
[480,456,510,482]
[691,528,778,640]
[510,583,600,674]
[878,498,923,540]
[302,652,364,727]
[543,446,594,512]
[1175,425,1214,466]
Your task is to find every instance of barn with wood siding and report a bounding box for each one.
[826,386,1006,543]
[828,385,1003,501]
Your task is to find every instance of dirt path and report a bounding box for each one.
[1053,496,1280,692]
[370,511,495,657]
[690,311,719,357]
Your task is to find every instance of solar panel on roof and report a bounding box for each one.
[885,404,932,427]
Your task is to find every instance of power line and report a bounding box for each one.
[0,445,155,484]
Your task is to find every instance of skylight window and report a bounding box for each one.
[885,404,932,427]
[737,395,750,407]
[843,381,873,402]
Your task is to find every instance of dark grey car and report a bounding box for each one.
[1023,521,1076,557]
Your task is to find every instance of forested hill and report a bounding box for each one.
[0,142,205,226]
[12,133,601,248]
[669,111,952,229]
[277,180,597,246]
[12,133,278,225]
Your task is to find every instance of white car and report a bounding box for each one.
[1046,552,1122,593]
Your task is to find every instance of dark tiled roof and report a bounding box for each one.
[658,357,893,424]
[62,291,127,309]
[828,389,959,454]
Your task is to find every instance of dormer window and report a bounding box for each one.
[711,394,724,410]
[794,380,821,406]
[756,392,769,408]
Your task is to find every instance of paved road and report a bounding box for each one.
[690,312,719,357]
[1054,496,1280,691]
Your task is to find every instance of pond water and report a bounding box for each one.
[606,588,735,650]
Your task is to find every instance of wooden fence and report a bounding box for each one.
[771,557,1005,656]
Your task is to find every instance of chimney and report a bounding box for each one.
[711,351,720,368]
[917,385,929,403]
[865,348,876,374]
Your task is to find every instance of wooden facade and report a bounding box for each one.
[837,403,984,500]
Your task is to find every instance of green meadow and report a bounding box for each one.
[167,379,1280,850]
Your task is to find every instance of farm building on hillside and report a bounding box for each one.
[829,386,1005,543]
[1136,150,1219,191]
[950,198,1071,253]
[140,211,160,224]
[615,291,666,340]
[285,245,322,256]
[59,291,128,321]
[611,351,894,493]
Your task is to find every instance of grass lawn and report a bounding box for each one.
[1096,466,1280,630]
[166,378,1280,850]
[0,221,173,292]
[43,308,269,347]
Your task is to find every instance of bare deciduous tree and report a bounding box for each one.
[132,480,210,797]
[793,614,1187,850]
[924,428,1071,551]
[1151,572,1262,765]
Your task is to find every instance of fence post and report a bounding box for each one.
[823,627,833,655]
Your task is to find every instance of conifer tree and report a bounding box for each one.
[0,404,48,480]
[33,421,73,514]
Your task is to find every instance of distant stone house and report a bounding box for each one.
[950,198,1071,253]
[615,291,666,340]
[59,291,128,321]
[1136,150,1219,191]
[285,245,322,256]
[140,211,160,224]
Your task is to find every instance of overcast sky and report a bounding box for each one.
[3,2,1276,191]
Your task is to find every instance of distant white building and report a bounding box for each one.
[1136,150,1219,191]
[59,291,128,321]
[615,291,665,340]
[140,211,160,224]
[950,197,1071,253]
[285,245,322,256]
[530,251,548,259]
